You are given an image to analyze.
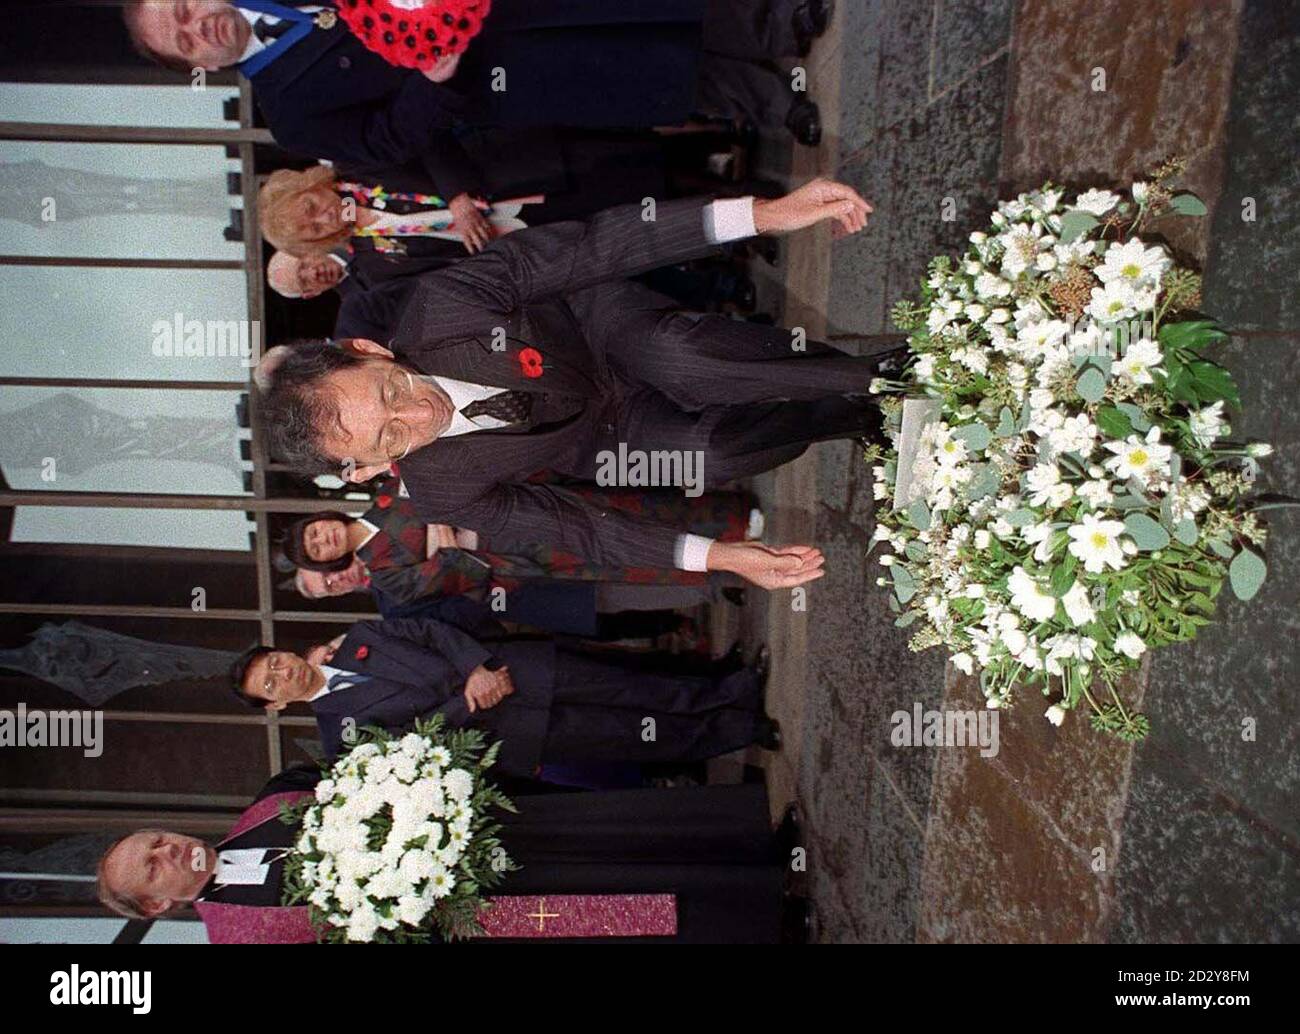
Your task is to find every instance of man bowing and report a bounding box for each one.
[258,178,887,591]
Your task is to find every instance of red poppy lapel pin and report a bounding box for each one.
[518,347,545,379]
[376,494,393,509]
[354,645,370,661]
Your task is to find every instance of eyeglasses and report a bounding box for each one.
[380,368,417,462]
[261,653,289,697]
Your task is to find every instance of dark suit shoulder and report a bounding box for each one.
[255,763,321,800]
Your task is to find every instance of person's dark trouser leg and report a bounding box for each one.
[692,55,796,128]
[604,299,888,407]
[542,704,761,764]
[701,0,802,60]
[539,649,764,763]
[592,609,682,640]
[553,648,762,712]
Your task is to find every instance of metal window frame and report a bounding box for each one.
[0,82,374,833]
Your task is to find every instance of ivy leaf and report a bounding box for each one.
[1158,319,1228,352]
[1096,405,1133,439]
[1124,513,1171,550]
[1048,563,1076,598]
[1077,365,1107,404]
[1186,359,1241,407]
[1169,192,1208,216]
[1228,548,1267,601]
[1059,210,1100,243]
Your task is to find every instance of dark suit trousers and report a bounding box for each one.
[541,648,763,764]
[694,0,804,127]
[600,286,888,483]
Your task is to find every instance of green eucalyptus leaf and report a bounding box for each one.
[1228,548,1266,601]
[1169,192,1208,216]
[895,610,920,628]
[995,406,1017,437]
[893,564,917,605]
[1115,402,1152,432]
[1173,518,1199,546]
[1077,365,1107,404]
[1048,564,1076,598]
[1059,209,1100,243]
[967,464,1001,501]
[906,498,932,532]
[1005,508,1037,528]
[1124,513,1171,550]
[1207,537,1235,559]
[952,421,992,452]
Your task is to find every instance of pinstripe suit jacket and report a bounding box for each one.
[388,197,721,569]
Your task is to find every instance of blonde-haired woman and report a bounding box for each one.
[258,165,531,257]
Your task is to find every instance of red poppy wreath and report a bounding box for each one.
[336,0,491,70]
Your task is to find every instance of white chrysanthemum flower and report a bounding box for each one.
[1044,704,1067,726]
[913,355,936,381]
[1062,582,1096,627]
[1017,319,1072,358]
[427,865,456,899]
[1072,188,1121,215]
[1131,181,1150,203]
[1247,442,1273,457]
[1103,426,1172,482]
[1049,413,1099,457]
[1114,631,1147,659]
[974,528,992,549]
[1021,521,1056,564]
[1095,238,1171,287]
[1169,481,1211,523]
[1077,479,1115,508]
[951,652,975,675]
[1043,633,1097,676]
[1067,513,1128,573]
[1025,464,1071,508]
[1007,566,1059,622]
[935,436,969,466]
[1188,400,1227,448]
[1087,279,1139,323]
[1115,337,1163,384]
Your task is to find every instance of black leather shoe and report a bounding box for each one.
[753,644,772,689]
[755,714,782,751]
[785,98,822,147]
[773,801,803,859]
[792,0,834,56]
[721,586,748,607]
[780,892,813,944]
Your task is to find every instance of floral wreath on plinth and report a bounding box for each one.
[867,157,1293,740]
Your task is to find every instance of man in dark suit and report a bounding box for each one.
[232,617,775,775]
[123,2,832,194]
[259,178,885,591]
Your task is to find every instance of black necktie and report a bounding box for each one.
[461,390,534,427]
[252,15,294,45]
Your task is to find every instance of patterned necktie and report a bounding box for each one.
[461,390,534,427]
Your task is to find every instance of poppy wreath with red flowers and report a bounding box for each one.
[337,0,491,70]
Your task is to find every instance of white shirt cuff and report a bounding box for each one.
[702,197,757,244]
[674,533,715,572]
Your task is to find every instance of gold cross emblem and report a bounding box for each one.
[314,10,338,30]
[527,898,561,932]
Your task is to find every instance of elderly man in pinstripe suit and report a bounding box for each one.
[260,178,882,591]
